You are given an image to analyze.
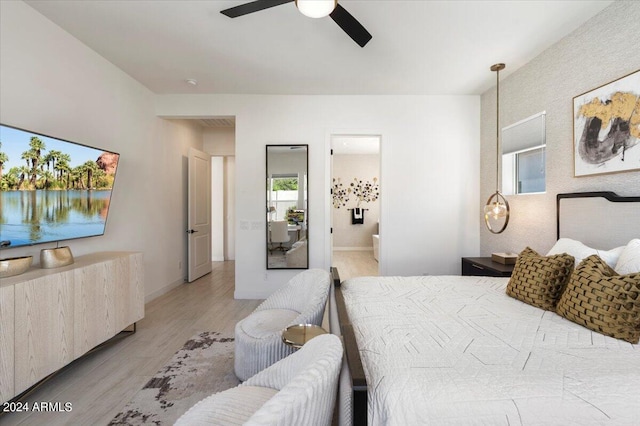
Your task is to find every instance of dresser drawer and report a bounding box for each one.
[461,257,514,277]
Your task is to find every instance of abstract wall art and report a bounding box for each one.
[573,70,640,177]
[332,177,350,208]
[351,177,379,207]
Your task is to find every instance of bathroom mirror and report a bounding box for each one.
[266,145,308,269]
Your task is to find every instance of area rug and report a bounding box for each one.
[109,331,238,425]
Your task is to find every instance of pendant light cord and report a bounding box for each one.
[495,66,500,193]
[490,63,505,192]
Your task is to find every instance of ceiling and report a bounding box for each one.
[25,0,612,96]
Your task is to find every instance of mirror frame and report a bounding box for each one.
[266,144,309,270]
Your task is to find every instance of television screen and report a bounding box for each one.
[0,124,120,249]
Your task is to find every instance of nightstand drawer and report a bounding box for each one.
[461,257,514,277]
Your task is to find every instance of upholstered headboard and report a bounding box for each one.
[557,192,640,249]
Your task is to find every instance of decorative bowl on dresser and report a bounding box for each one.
[0,256,33,278]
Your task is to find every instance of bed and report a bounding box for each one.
[329,191,640,425]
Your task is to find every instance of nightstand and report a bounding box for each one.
[461,257,515,277]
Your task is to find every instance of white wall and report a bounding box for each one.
[0,1,203,301]
[203,127,235,156]
[332,154,380,249]
[480,1,640,256]
[157,94,480,298]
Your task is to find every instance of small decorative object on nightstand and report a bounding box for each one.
[462,257,515,277]
[491,252,518,265]
[282,324,327,349]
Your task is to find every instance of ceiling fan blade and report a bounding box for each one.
[221,0,293,18]
[329,4,372,47]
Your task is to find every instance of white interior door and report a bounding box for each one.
[188,147,212,282]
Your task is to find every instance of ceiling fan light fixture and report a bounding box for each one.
[295,0,337,18]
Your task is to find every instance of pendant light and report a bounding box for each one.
[484,63,510,234]
[295,0,337,18]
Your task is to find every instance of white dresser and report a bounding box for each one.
[0,251,144,402]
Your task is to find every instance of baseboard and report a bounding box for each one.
[333,247,374,251]
[145,277,185,303]
[211,256,225,261]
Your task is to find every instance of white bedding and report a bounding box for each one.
[341,275,640,425]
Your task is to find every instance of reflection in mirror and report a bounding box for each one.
[501,112,546,195]
[266,145,308,269]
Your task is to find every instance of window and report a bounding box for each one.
[501,112,546,195]
[268,174,299,220]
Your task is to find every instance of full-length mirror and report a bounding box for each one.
[266,145,308,269]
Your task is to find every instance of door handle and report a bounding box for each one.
[187,229,199,234]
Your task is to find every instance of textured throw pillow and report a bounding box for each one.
[506,247,575,311]
[615,239,640,275]
[556,255,640,344]
[547,238,624,268]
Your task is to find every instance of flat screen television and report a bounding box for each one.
[0,124,120,249]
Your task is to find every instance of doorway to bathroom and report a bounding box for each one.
[330,134,381,280]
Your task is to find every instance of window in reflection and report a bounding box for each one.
[268,174,299,220]
[501,111,546,195]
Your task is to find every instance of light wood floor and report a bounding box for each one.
[2,261,261,426]
[332,250,378,280]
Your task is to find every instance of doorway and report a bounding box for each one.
[330,134,381,280]
[211,156,235,261]
[200,118,236,263]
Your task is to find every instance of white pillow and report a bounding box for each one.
[615,239,640,274]
[546,238,624,268]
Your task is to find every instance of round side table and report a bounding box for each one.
[282,324,327,349]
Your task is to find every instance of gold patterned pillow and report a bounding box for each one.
[556,255,640,344]
[506,247,575,311]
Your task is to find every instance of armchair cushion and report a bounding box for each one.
[239,309,299,339]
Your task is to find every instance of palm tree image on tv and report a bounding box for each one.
[0,125,120,248]
[2,137,116,191]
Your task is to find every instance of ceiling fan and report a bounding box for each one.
[220,0,372,47]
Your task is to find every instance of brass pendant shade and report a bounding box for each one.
[484,190,510,234]
[484,63,510,234]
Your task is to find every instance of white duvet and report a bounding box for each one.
[341,275,640,425]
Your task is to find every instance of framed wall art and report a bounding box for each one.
[573,69,640,177]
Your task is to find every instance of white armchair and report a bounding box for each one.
[175,334,343,426]
[285,238,307,268]
[234,269,331,381]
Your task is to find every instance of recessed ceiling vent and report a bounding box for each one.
[199,118,235,128]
